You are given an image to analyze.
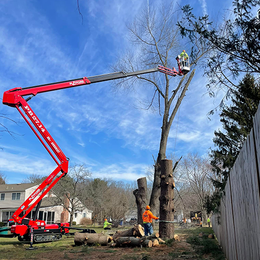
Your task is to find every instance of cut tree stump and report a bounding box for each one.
[133,177,148,225]
[74,232,111,246]
[113,224,144,241]
[159,159,175,239]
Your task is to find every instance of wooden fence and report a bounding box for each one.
[212,105,260,260]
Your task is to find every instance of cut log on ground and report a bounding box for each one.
[113,224,144,241]
[151,239,159,247]
[144,232,159,240]
[74,232,112,246]
[142,239,153,248]
[208,234,214,239]
[115,237,146,247]
[158,237,166,244]
[110,242,117,248]
[174,234,180,241]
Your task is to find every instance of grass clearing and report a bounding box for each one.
[185,227,226,260]
[0,225,225,260]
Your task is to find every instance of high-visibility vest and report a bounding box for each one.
[180,51,189,59]
[142,210,158,223]
[103,220,112,228]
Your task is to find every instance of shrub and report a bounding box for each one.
[80,218,92,225]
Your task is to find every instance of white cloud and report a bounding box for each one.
[0,150,54,178]
[177,131,200,142]
[92,162,149,181]
[198,0,208,15]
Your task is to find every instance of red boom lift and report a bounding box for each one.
[2,59,189,243]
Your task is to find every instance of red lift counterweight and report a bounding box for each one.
[2,62,189,242]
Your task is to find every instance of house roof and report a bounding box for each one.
[40,197,61,207]
[40,197,93,212]
[0,183,37,192]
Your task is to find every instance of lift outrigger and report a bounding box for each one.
[1,56,190,245]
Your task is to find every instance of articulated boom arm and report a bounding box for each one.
[9,99,69,225]
[3,65,179,106]
[2,64,181,226]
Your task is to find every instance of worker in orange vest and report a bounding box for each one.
[142,205,159,236]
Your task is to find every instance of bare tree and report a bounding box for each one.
[113,2,209,212]
[23,165,91,225]
[52,164,91,225]
[104,181,133,224]
[83,178,136,224]
[183,154,214,207]
[174,154,214,221]
[83,178,111,224]
[23,174,45,184]
[0,172,6,184]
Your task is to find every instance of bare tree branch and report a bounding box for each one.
[76,0,83,25]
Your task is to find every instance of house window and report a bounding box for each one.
[12,193,21,200]
[2,211,15,223]
[0,194,5,200]
[83,213,86,218]
[44,211,55,224]
[75,213,77,218]
[47,212,52,223]
[38,211,43,220]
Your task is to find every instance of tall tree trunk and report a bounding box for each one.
[69,208,74,226]
[159,159,175,239]
[149,70,195,213]
[149,130,168,213]
[133,177,148,224]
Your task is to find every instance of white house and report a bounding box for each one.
[0,183,92,225]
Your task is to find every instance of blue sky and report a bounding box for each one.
[0,0,238,183]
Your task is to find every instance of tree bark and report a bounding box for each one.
[144,232,159,240]
[159,159,175,239]
[113,224,144,241]
[115,237,146,247]
[74,232,111,246]
[133,177,148,225]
